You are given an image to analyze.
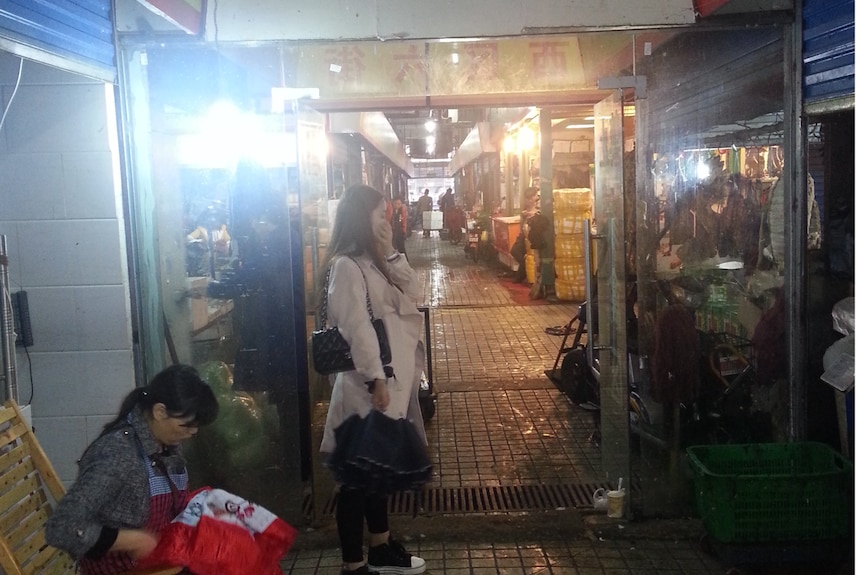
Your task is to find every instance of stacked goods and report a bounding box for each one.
[553,188,593,301]
[525,249,536,284]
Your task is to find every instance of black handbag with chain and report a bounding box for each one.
[312,259,391,375]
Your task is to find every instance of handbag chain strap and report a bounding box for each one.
[320,257,375,328]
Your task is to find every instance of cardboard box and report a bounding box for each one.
[187,276,209,331]
[423,211,443,230]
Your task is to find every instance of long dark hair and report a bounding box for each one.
[101,364,219,436]
[316,184,390,311]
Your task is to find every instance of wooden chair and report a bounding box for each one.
[0,400,179,575]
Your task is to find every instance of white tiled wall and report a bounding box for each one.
[0,58,134,485]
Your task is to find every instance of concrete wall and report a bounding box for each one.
[0,55,132,484]
[117,0,695,40]
[202,0,695,41]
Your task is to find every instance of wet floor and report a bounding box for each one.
[280,232,798,574]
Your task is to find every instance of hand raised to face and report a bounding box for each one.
[372,201,394,255]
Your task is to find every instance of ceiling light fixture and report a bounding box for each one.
[425,119,436,132]
[411,157,450,163]
[516,126,535,152]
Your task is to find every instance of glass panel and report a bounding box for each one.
[593,92,630,489]
[632,27,787,516]
[292,104,336,519]
[122,45,311,522]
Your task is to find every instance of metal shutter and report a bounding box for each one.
[0,0,114,82]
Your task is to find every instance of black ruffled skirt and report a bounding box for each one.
[325,410,432,494]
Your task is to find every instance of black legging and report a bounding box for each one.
[336,488,389,563]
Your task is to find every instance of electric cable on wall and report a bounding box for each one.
[0,57,23,135]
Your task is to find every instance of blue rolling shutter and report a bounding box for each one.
[803,0,854,105]
[0,0,114,81]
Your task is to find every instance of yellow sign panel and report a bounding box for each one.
[294,33,633,102]
[295,41,427,99]
[428,37,588,95]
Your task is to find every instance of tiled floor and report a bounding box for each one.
[284,232,730,574]
[429,389,602,488]
[283,538,727,575]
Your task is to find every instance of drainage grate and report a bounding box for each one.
[308,481,633,517]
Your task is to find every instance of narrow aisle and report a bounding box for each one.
[405,233,605,491]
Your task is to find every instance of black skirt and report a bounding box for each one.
[325,410,432,494]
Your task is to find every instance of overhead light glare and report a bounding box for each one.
[425,119,436,132]
[566,123,593,129]
[516,126,535,152]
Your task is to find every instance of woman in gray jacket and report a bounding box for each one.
[46,364,218,575]
[319,184,427,575]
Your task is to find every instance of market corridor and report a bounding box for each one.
[282,233,727,574]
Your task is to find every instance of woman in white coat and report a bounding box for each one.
[318,184,427,575]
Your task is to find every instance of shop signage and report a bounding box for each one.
[294,34,635,104]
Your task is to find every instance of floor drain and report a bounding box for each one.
[306,481,630,517]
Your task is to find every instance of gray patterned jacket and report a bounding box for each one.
[45,407,186,559]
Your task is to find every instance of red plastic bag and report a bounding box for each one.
[137,487,297,575]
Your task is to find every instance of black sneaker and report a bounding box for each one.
[367,539,426,575]
[341,566,370,575]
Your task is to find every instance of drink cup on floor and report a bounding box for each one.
[607,489,625,518]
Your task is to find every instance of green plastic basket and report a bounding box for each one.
[686,442,853,544]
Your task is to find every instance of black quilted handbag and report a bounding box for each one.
[312,259,391,375]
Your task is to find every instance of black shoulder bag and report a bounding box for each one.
[311,259,391,375]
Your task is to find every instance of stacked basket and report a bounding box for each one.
[524,241,537,285]
[553,188,593,301]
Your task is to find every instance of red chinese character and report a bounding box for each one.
[392,44,426,84]
[529,41,568,82]
[463,43,499,82]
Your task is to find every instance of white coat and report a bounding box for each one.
[319,253,427,454]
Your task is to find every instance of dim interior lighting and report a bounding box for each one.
[696,159,711,180]
[425,119,436,132]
